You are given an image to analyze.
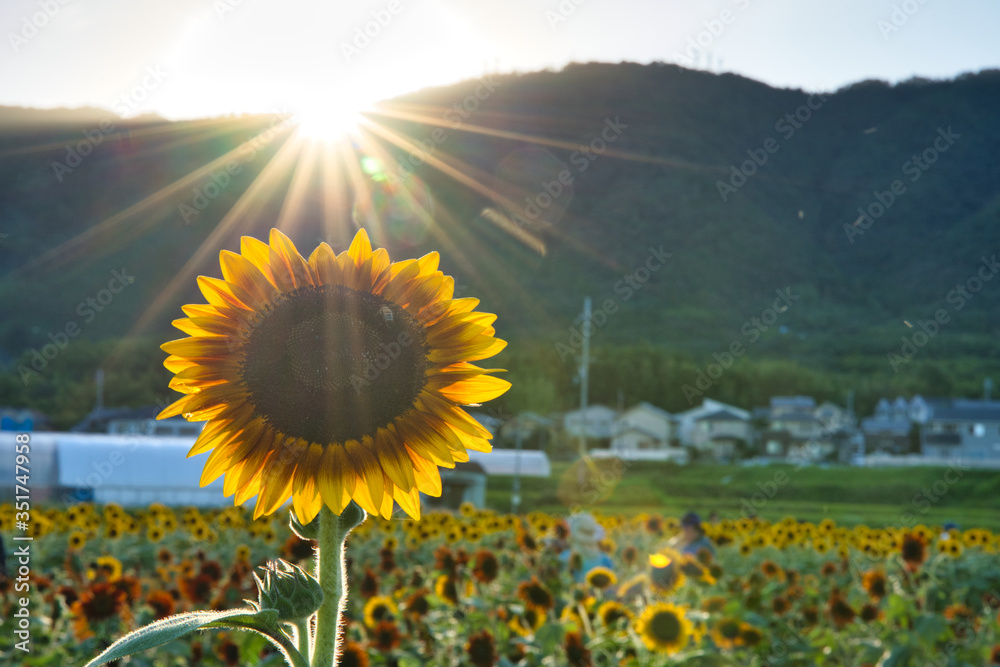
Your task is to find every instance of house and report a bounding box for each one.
[920,399,1000,460]
[674,399,750,449]
[860,395,950,455]
[815,401,852,431]
[763,396,846,459]
[563,404,617,441]
[861,397,912,454]
[770,396,817,419]
[691,409,752,461]
[611,402,672,450]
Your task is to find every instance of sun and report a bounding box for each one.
[294,102,367,143]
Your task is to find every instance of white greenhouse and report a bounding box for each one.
[0,432,550,508]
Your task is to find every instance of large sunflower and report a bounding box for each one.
[158,228,509,522]
[634,602,694,654]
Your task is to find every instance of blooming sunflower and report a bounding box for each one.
[862,568,888,600]
[711,617,743,650]
[597,600,633,627]
[635,602,694,654]
[158,228,509,522]
[69,531,87,550]
[584,566,617,590]
[363,595,398,629]
[465,629,498,667]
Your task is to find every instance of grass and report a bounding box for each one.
[484,459,1000,531]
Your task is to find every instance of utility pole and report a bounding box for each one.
[95,368,105,412]
[512,419,523,515]
[578,297,591,458]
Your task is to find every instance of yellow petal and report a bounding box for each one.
[309,243,342,285]
[220,250,277,305]
[269,229,312,289]
[348,227,373,265]
[197,276,255,312]
[241,235,276,282]
[371,428,416,493]
[432,375,511,404]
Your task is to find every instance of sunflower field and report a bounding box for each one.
[2,500,999,666]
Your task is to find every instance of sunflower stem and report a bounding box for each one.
[311,503,365,667]
[295,618,311,663]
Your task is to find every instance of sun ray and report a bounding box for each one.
[369,103,718,173]
[13,118,298,277]
[129,132,308,336]
[275,139,323,237]
[334,124,557,334]
[0,115,244,160]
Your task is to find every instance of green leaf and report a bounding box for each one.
[913,614,948,642]
[877,645,915,667]
[84,608,280,667]
[533,621,565,649]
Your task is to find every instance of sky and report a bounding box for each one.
[1,0,998,120]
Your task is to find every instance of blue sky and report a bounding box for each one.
[1,0,998,120]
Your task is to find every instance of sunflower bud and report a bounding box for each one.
[254,559,324,621]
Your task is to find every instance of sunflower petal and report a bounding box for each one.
[432,375,511,404]
[220,250,278,305]
[269,229,312,289]
[198,276,255,312]
[241,236,277,285]
[348,228,373,265]
[309,243,342,285]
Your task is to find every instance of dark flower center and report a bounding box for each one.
[720,620,740,639]
[650,611,681,641]
[240,285,429,444]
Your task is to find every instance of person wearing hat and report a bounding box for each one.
[558,512,614,583]
[675,511,715,557]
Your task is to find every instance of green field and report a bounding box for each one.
[485,460,1000,531]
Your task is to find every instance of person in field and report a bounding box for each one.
[559,512,614,583]
[671,512,715,557]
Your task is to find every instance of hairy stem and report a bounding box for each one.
[311,504,364,667]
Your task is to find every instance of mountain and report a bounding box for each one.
[2,63,1000,425]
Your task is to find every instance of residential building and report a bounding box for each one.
[563,404,617,441]
[674,399,750,449]
[921,399,1000,460]
[691,409,752,461]
[611,402,672,450]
